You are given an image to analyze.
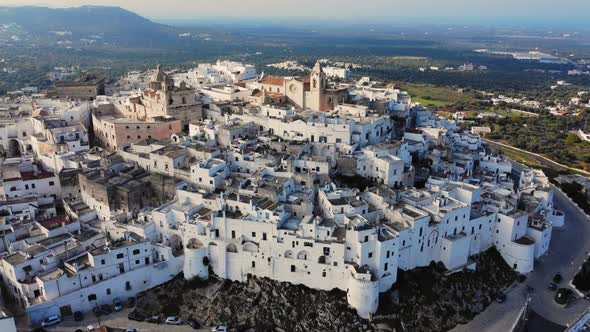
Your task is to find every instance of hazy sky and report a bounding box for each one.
[1,0,588,21]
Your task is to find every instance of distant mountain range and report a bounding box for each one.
[0,6,198,47]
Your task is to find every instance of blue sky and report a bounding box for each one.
[2,0,589,23]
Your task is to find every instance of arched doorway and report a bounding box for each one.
[8,139,21,157]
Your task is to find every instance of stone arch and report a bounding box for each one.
[284,250,294,259]
[242,242,258,253]
[427,229,439,248]
[8,139,21,157]
[227,243,238,253]
[297,250,309,260]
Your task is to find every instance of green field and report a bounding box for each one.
[401,84,478,107]
[413,97,449,107]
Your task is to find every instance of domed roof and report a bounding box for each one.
[151,64,168,82]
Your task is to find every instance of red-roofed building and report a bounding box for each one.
[1,163,61,200]
[257,61,348,112]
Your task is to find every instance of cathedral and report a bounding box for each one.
[124,65,203,131]
[258,61,348,112]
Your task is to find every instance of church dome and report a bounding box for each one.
[151,64,168,82]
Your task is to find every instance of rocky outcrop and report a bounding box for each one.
[135,248,515,332]
[373,248,517,331]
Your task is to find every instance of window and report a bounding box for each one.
[133,249,140,255]
[262,233,267,241]
[49,181,55,186]
[106,288,111,295]
[251,261,255,268]
[88,294,97,301]
[231,230,236,239]
[364,235,369,242]
[384,263,388,271]
[386,250,390,258]
[322,271,327,277]
[116,253,124,259]
[291,265,296,272]
[135,260,140,264]
[126,281,131,290]
[252,232,256,238]
[368,252,373,258]
[101,259,105,265]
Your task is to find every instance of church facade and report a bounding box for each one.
[124,65,203,131]
[258,61,348,112]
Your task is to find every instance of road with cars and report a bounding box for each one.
[453,173,590,332]
[34,307,212,332]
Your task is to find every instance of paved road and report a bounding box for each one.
[452,184,590,332]
[483,138,590,176]
[21,307,211,332]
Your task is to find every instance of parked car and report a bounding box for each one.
[147,315,161,324]
[125,329,137,332]
[113,298,124,311]
[100,304,113,314]
[40,315,61,328]
[186,319,201,329]
[73,311,84,321]
[553,273,563,284]
[128,310,146,322]
[85,326,95,332]
[166,316,181,325]
[127,297,136,307]
[495,292,507,303]
[548,282,558,291]
[212,326,228,332]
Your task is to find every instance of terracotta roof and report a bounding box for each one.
[39,215,72,230]
[260,76,285,86]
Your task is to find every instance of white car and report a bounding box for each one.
[212,326,228,332]
[41,315,61,327]
[166,316,182,325]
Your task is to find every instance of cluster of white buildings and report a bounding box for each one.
[0,58,566,328]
